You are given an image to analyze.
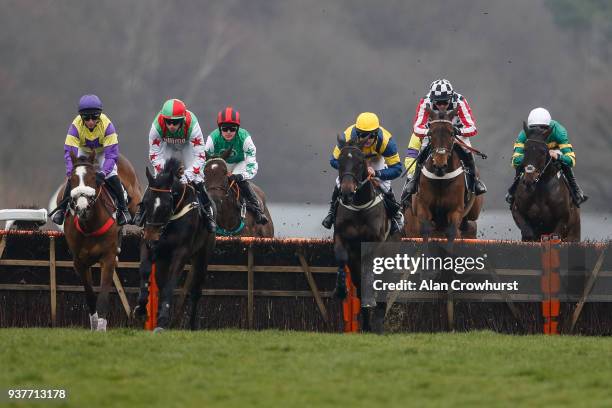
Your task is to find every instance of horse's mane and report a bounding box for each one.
[161,157,183,177]
[74,155,94,166]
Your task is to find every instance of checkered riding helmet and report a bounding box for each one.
[429,79,454,102]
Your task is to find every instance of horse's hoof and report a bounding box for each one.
[89,312,99,331]
[96,318,108,332]
[153,327,165,334]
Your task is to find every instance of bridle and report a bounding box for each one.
[205,158,241,202]
[146,183,188,227]
[523,138,552,185]
[338,145,372,193]
[70,162,103,211]
[428,119,456,158]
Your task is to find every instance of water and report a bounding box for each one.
[268,203,612,241]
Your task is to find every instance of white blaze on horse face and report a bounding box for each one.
[153,197,161,215]
[348,153,352,158]
[70,166,96,210]
[211,163,218,170]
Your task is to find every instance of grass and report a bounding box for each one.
[1,329,612,407]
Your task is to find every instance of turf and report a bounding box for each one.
[1,329,611,407]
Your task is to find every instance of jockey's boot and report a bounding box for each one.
[51,179,71,225]
[455,146,487,195]
[106,175,132,226]
[239,180,269,225]
[383,189,404,234]
[322,185,340,229]
[194,182,217,233]
[400,144,430,207]
[561,164,588,207]
[505,167,523,205]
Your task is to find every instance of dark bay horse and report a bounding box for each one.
[511,123,580,241]
[135,158,216,331]
[204,150,274,237]
[59,151,142,331]
[404,108,483,241]
[333,135,392,333]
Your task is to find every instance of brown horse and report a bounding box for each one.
[333,135,391,333]
[403,108,483,241]
[511,123,580,241]
[58,151,142,331]
[204,150,274,237]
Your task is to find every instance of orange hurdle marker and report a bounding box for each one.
[342,265,360,333]
[540,235,561,335]
[145,263,159,331]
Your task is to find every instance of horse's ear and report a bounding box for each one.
[221,148,232,160]
[336,133,345,148]
[145,166,154,184]
[523,121,529,135]
[88,150,96,163]
[447,109,457,120]
[177,166,185,178]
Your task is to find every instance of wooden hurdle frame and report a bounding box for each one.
[0,230,610,333]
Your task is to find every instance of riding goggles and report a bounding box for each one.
[356,129,378,140]
[81,113,101,121]
[220,125,238,132]
[164,118,184,126]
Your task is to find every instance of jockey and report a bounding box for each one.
[135,98,216,232]
[322,112,404,234]
[506,107,588,207]
[400,79,486,207]
[204,107,268,225]
[52,94,131,226]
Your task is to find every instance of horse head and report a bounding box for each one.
[68,150,100,220]
[143,158,185,242]
[427,106,457,176]
[337,133,368,204]
[522,121,553,190]
[204,148,233,194]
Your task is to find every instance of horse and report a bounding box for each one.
[59,151,143,331]
[204,149,274,237]
[510,122,580,241]
[403,108,483,241]
[134,158,216,331]
[333,135,392,333]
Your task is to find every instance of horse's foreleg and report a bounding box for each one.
[95,254,116,332]
[333,234,349,299]
[445,210,463,250]
[134,243,153,320]
[188,248,211,331]
[156,253,188,330]
[512,210,536,241]
[76,261,97,330]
